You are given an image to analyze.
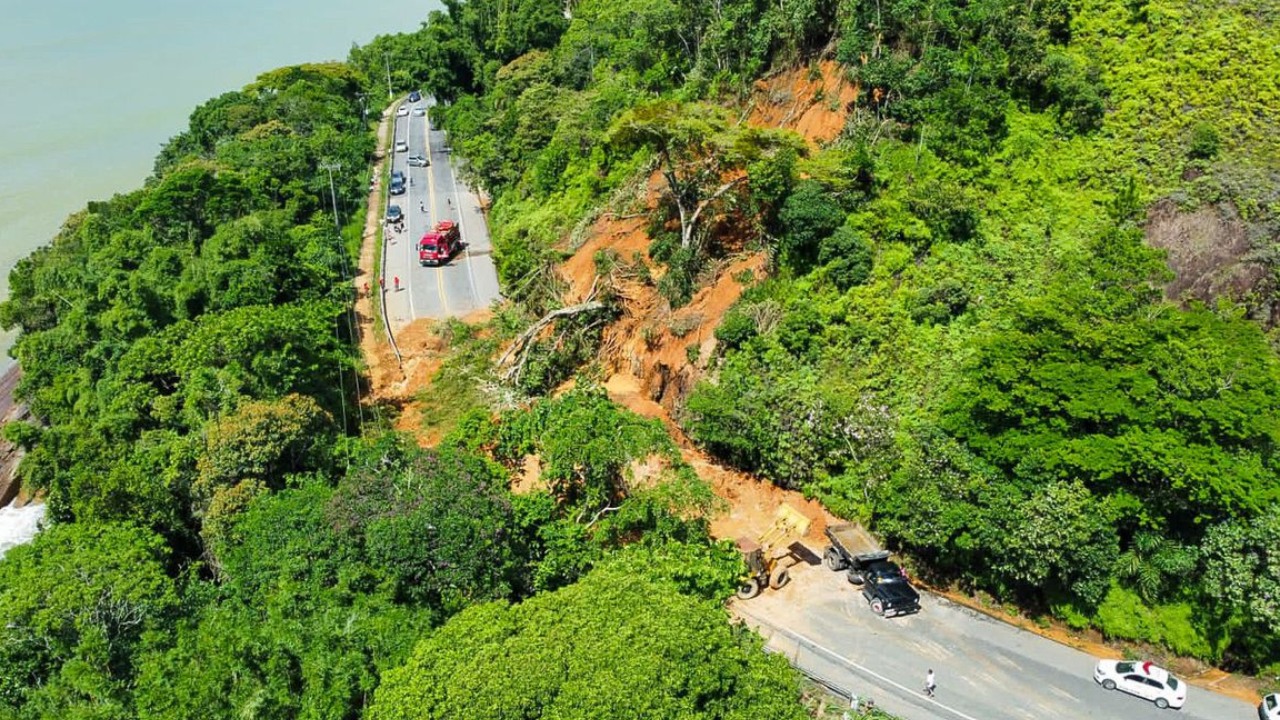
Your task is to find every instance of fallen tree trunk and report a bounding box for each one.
[498,300,607,383]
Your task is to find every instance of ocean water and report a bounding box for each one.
[0,0,438,370]
[0,0,438,547]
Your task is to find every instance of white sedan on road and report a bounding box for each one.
[1261,693,1280,719]
[1094,660,1187,710]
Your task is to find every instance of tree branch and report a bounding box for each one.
[498,300,608,382]
[683,176,747,249]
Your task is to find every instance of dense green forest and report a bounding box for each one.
[353,0,1280,675]
[1,0,1279,717]
[0,48,803,718]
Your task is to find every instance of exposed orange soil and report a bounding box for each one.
[552,61,864,545]
[356,108,397,399]
[511,454,544,495]
[747,59,857,146]
[352,66,1267,706]
[603,373,838,549]
[550,62,1266,704]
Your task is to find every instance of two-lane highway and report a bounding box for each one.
[736,562,1256,720]
[382,98,500,330]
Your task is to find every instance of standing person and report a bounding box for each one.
[924,669,936,697]
[420,200,425,213]
[393,276,401,292]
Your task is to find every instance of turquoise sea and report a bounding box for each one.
[0,0,437,369]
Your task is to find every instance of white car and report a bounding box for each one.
[394,141,408,153]
[396,105,409,117]
[1261,693,1280,719]
[1094,660,1186,710]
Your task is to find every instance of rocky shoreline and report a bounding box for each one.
[0,365,30,508]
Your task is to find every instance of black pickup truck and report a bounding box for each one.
[823,525,921,617]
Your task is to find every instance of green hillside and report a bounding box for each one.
[0,0,1277,718]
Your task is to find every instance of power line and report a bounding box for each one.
[318,161,367,435]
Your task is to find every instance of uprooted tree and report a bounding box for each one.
[607,101,805,256]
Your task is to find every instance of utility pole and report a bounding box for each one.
[383,51,394,100]
[356,93,368,125]
[320,161,342,232]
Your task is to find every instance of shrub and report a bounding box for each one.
[715,310,757,349]
[1094,584,1215,660]
[818,224,873,291]
[658,247,698,307]
[778,180,846,271]
[686,343,701,365]
[1189,123,1222,160]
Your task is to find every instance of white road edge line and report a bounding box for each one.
[735,606,982,720]
[442,123,480,309]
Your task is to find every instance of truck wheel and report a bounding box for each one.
[1101,679,1115,690]
[769,567,791,589]
[870,598,885,616]
[846,570,865,585]
[823,547,847,571]
[1154,698,1168,710]
[736,578,762,600]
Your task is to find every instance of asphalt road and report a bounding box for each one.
[734,560,1256,720]
[382,99,500,328]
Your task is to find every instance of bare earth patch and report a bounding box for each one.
[748,59,857,146]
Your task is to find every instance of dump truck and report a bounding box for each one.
[418,220,462,266]
[823,524,921,617]
[736,504,812,600]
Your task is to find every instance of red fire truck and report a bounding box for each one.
[418,221,462,266]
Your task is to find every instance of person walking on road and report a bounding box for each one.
[924,669,936,697]
[393,276,401,292]
[420,201,425,213]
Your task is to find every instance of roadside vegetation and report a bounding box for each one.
[0,0,1277,719]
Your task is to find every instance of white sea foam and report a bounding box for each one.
[0,502,44,557]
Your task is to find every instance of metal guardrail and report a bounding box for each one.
[744,608,864,707]
[737,605,977,720]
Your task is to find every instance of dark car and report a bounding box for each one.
[389,171,406,195]
[408,90,422,102]
[386,204,403,224]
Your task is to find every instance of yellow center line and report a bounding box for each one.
[423,109,448,316]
